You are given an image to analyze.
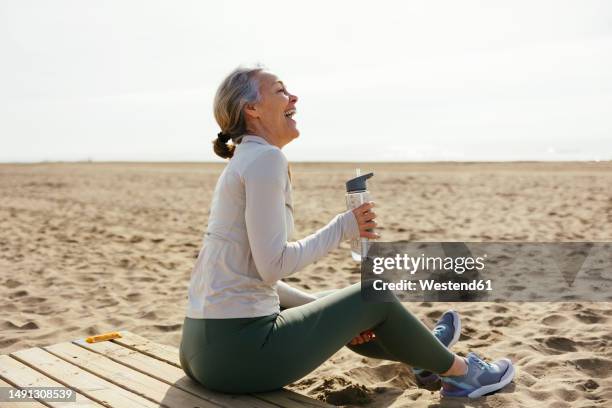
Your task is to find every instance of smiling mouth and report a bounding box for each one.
[284,108,296,119]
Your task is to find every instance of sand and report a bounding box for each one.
[1,161,611,407]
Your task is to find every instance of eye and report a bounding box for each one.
[278,87,288,94]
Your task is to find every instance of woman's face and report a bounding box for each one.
[245,71,299,147]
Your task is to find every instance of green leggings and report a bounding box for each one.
[179,282,454,393]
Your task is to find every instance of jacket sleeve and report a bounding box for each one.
[277,280,318,308]
[244,148,360,284]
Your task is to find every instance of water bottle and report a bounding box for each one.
[346,169,374,262]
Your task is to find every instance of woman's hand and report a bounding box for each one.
[348,330,376,346]
[352,202,380,239]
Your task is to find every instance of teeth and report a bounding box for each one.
[284,109,296,118]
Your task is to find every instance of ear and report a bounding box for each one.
[243,102,259,120]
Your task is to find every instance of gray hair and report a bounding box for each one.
[212,65,265,158]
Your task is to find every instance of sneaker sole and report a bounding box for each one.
[466,359,515,399]
[415,374,442,391]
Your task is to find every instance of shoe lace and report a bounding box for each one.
[432,325,446,337]
[472,355,490,370]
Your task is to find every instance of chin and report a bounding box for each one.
[286,128,299,141]
[282,126,299,145]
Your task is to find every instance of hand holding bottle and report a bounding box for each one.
[351,202,380,239]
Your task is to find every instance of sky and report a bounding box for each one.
[1,0,611,162]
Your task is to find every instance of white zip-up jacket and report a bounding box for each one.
[186,135,360,319]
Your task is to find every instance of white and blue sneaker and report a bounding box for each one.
[413,310,461,390]
[441,352,515,398]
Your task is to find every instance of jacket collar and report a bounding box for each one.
[241,135,271,146]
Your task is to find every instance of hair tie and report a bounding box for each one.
[217,132,231,143]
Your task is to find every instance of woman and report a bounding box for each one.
[179,66,515,399]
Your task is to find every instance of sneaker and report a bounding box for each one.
[413,310,461,390]
[441,352,515,398]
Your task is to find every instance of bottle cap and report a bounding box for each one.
[346,172,374,193]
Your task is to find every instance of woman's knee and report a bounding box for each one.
[335,281,395,328]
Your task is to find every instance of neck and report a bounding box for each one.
[246,123,285,149]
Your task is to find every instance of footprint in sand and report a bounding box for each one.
[524,388,553,402]
[425,310,443,321]
[1,320,39,330]
[489,315,514,327]
[575,310,604,324]
[478,330,503,341]
[541,314,568,326]
[578,379,599,391]
[141,311,158,320]
[153,323,182,332]
[553,387,580,402]
[571,357,612,378]
[23,296,46,304]
[125,292,142,301]
[128,276,156,283]
[8,290,28,299]
[522,362,551,379]
[460,325,477,340]
[1,304,17,312]
[3,279,21,289]
[342,265,359,272]
[540,336,578,353]
[0,338,19,348]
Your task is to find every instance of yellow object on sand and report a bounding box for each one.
[85,331,122,343]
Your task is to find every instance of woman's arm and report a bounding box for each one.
[244,148,359,284]
[277,280,318,308]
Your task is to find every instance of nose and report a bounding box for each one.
[289,93,298,104]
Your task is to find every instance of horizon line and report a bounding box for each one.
[1,159,611,165]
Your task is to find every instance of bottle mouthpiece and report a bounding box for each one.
[346,172,374,193]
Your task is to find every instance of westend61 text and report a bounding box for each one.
[373,279,493,291]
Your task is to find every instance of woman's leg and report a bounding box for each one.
[184,281,456,393]
[280,282,455,375]
[312,288,399,361]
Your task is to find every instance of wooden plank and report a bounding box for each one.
[44,342,221,408]
[0,355,102,408]
[112,331,181,366]
[114,331,331,408]
[0,377,47,408]
[74,338,276,408]
[10,347,159,408]
[251,391,329,408]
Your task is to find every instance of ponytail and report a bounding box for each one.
[213,132,235,159]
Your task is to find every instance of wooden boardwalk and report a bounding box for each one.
[0,331,330,407]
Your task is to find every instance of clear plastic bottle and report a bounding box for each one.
[345,169,374,262]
